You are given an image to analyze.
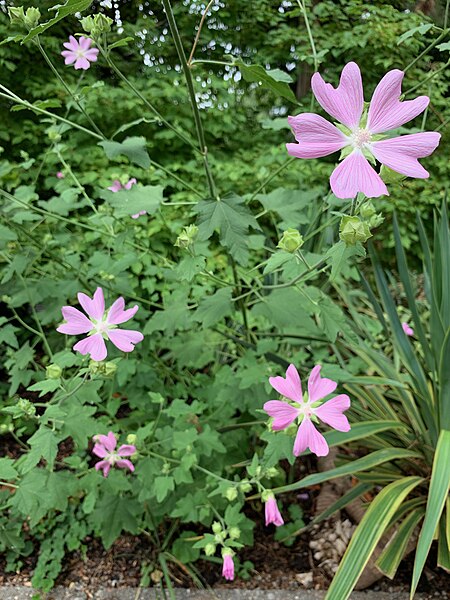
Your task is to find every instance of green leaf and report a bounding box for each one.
[27,378,61,397]
[22,0,94,43]
[397,23,433,45]
[326,240,364,281]
[437,41,450,52]
[256,187,313,227]
[263,251,296,275]
[175,255,206,282]
[0,457,18,480]
[194,287,233,328]
[108,37,135,51]
[411,430,450,597]
[100,185,164,218]
[19,426,60,473]
[154,476,175,502]
[325,477,423,600]
[194,194,260,266]
[92,495,140,549]
[98,136,151,169]
[236,62,297,103]
[439,330,450,429]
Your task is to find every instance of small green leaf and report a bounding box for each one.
[194,287,233,328]
[98,136,151,169]
[100,184,163,217]
[22,0,94,43]
[154,476,175,502]
[236,61,297,103]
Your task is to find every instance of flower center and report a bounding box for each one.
[76,49,86,58]
[93,319,113,336]
[351,128,372,149]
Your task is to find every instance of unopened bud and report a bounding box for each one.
[359,201,376,220]
[80,15,95,33]
[228,527,241,540]
[17,398,36,417]
[174,224,198,249]
[239,480,252,493]
[212,521,222,534]
[277,228,304,253]
[339,216,372,246]
[368,213,384,229]
[8,7,25,24]
[204,543,216,556]
[225,486,238,502]
[89,360,104,374]
[265,467,278,479]
[104,361,117,377]
[24,7,40,29]
[46,363,62,379]
[126,434,137,445]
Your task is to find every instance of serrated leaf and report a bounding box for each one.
[397,23,433,45]
[22,0,94,43]
[27,378,61,397]
[92,495,140,548]
[194,287,233,328]
[0,458,18,480]
[154,476,175,502]
[256,187,313,227]
[263,251,296,275]
[100,184,163,217]
[194,194,259,266]
[98,136,151,169]
[20,426,60,473]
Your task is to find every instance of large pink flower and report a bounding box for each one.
[61,36,99,70]
[263,364,351,457]
[286,62,441,199]
[92,431,136,477]
[57,287,144,361]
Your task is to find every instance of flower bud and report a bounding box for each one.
[265,467,279,479]
[204,543,216,556]
[8,7,25,24]
[46,363,62,380]
[48,129,62,143]
[126,434,137,445]
[277,228,304,253]
[80,15,95,33]
[368,213,384,229]
[239,480,252,493]
[174,224,199,249]
[212,521,222,534]
[339,216,372,246]
[17,398,36,418]
[228,527,241,540]
[359,201,376,220]
[225,486,238,502]
[104,361,117,377]
[24,7,40,29]
[89,360,104,375]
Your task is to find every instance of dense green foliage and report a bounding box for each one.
[0,0,449,597]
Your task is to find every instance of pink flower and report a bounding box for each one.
[57,287,144,361]
[402,322,414,336]
[108,178,146,219]
[287,62,441,199]
[263,364,351,457]
[61,36,99,70]
[56,171,65,179]
[92,431,136,477]
[264,493,284,527]
[222,551,235,581]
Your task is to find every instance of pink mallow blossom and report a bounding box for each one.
[56,171,65,179]
[264,493,284,527]
[61,36,99,70]
[222,551,235,581]
[57,287,144,361]
[287,62,441,199]
[264,364,351,458]
[108,178,146,219]
[92,431,136,477]
[402,322,414,336]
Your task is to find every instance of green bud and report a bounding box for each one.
[8,7,26,25]
[225,486,238,502]
[48,129,62,143]
[214,532,226,543]
[46,363,62,379]
[277,228,304,253]
[359,201,376,220]
[89,360,104,375]
[212,521,222,534]
[239,480,252,493]
[17,398,36,418]
[265,467,278,479]
[93,13,113,34]
[162,462,171,475]
[80,15,95,33]
[228,527,241,540]
[339,216,372,246]
[0,423,14,434]
[221,547,234,558]
[261,489,274,503]
[204,543,216,556]
[104,361,117,377]
[174,224,199,249]
[368,213,384,229]
[126,434,137,445]
[24,7,40,29]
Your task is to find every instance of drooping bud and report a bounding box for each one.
[277,228,304,253]
[339,216,372,245]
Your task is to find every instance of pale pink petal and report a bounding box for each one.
[131,213,140,219]
[263,400,300,431]
[117,444,136,457]
[106,297,139,325]
[286,113,348,159]
[314,394,351,431]
[61,51,77,65]
[63,36,78,51]
[73,333,108,361]
[108,180,122,192]
[293,417,329,457]
[311,62,364,129]
[330,150,388,199]
[78,288,105,321]
[95,460,111,477]
[78,36,92,50]
[222,555,234,581]
[74,57,91,70]
[269,364,302,402]
[402,322,414,336]
[84,49,99,62]
[57,306,94,335]
[92,443,108,458]
[124,178,137,190]
[115,459,135,472]
[265,497,284,526]
[104,431,117,452]
[307,365,337,403]
[106,329,144,353]
[367,70,429,134]
[370,132,441,179]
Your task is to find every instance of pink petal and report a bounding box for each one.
[307,365,337,403]
[74,57,91,70]
[367,70,429,134]
[106,329,143,353]
[108,180,122,192]
[117,444,136,457]
[263,400,300,431]
[370,132,441,179]
[73,333,108,361]
[78,36,92,50]
[106,297,139,325]
[286,113,348,159]
[95,460,111,477]
[402,322,414,336]
[103,432,117,452]
[330,150,388,199]
[269,364,302,402]
[115,459,135,472]
[57,306,94,335]
[61,51,77,65]
[131,213,140,219]
[92,443,108,458]
[124,178,137,190]
[63,36,78,51]
[293,417,329,457]
[314,394,351,432]
[265,497,284,527]
[78,287,105,321]
[222,555,234,581]
[84,49,99,62]
[311,62,364,129]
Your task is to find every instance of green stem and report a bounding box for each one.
[250,158,296,202]
[404,30,448,73]
[404,59,450,95]
[297,0,318,110]
[261,258,326,290]
[55,149,101,217]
